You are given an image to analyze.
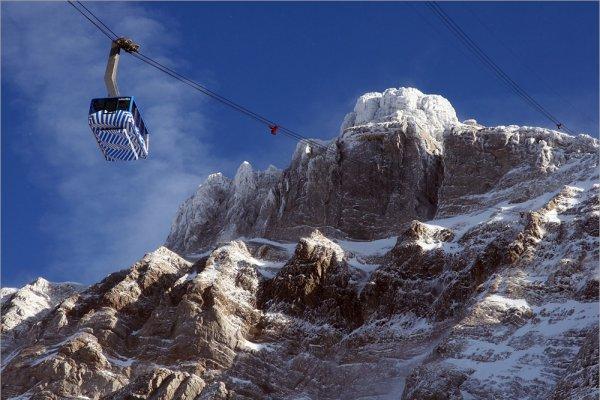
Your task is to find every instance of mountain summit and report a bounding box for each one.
[2,88,598,399]
[340,87,458,136]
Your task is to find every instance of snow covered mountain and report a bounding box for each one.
[2,87,598,399]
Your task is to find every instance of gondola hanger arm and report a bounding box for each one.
[104,37,140,97]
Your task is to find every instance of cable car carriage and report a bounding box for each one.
[89,96,149,161]
[88,37,149,161]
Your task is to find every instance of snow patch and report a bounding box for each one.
[335,236,397,257]
[105,355,136,368]
[484,295,530,312]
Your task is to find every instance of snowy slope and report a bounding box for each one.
[401,174,599,399]
[0,287,17,305]
[1,277,84,330]
[1,278,84,352]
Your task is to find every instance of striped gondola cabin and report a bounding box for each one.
[88,96,149,161]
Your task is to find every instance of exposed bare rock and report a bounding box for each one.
[260,230,362,329]
[166,165,282,254]
[1,277,84,354]
[166,88,450,255]
[549,327,599,400]
[108,368,206,400]
[0,235,444,399]
[361,217,520,322]
[438,125,598,217]
[1,247,192,399]
[403,362,468,400]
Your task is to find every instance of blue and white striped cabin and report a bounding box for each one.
[88,96,150,161]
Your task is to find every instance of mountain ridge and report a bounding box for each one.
[166,87,597,255]
[2,87,598,399]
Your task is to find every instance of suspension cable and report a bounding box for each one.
[132,51,339,155]
[66,1,385,170]
[131,51,337,152]
[425,2,574,134]
[67,1,116,41]
[68,1,576,173]
[427,3,560,126]
[75,1,119,40]
[427,2,564,129]
[466,7,594,126]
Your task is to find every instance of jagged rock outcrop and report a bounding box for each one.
[3,87,598,399]
[1,243,262,396]
[259,231,362,329]
[167,88,452,254]
[166,165,282,254]
[166,88,598,259]
[402,363,468,400]
[339,88,458,138]
[1,277,84,353]
[438,125,598,217]
[109,368,207,400]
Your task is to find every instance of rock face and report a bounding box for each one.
[167,88,451,253]
[2,87,598,399]
[259,231,362,329]
[166,165,282,254]
[1,277,84,353]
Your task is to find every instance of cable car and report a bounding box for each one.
[88,96,149,161]
[88,37,149,161]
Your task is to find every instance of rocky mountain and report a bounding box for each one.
[2,87,598,399]
[1,278,84,353]
[166,88,457,251]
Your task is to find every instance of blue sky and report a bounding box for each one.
[2,2,598,287]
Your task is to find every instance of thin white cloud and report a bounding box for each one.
[3,2,231,283]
